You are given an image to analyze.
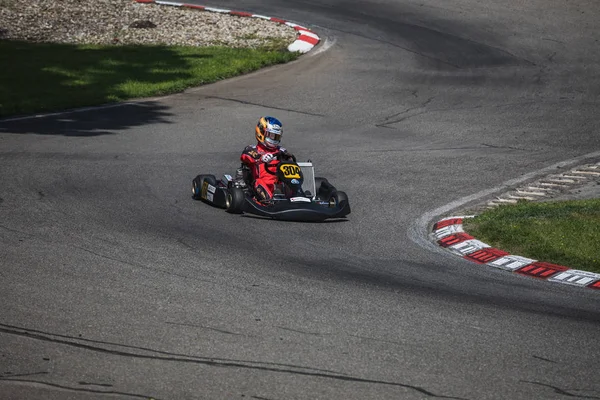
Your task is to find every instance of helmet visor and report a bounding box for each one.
[265,130,281,142]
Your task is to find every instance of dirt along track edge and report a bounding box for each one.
[134,0,320,53]
[408,151,600,291]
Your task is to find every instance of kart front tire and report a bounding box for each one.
[315,177,333,200]
[314,177,329,190]
[329,190,349,208]
[226,187,245,214]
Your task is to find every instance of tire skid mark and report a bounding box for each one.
[377,100,540,129]
[275,326,331,336]
[204,96,326,117]
[376,96,436,128]
[165,321,248,337]
[0,323,345,375]
[532,355,558,364]
[0,378,159,400]
[79,381,113,387]
[521,381,600,399]
[0,324,469,399]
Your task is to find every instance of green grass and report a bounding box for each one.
[0,40,299,117]
[463,199,600,273]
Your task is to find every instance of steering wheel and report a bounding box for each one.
[263,151,296,175]
[282,152,297,162]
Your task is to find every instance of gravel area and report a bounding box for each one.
[0,0,297,48]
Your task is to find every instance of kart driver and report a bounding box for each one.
[240,116,294,203]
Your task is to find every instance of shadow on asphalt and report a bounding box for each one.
[284,0,531,70]
[0,101,174,137]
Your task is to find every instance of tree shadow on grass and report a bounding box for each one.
[0,41,214,135]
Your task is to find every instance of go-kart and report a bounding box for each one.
[191,152,350,222]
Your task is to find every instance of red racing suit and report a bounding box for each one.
[240,142,292,201]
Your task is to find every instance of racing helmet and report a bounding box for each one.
[255,116,283,149]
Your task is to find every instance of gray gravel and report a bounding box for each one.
[0,0,297,47]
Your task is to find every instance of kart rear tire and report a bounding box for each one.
[329,190,349,208]
[192,174,217,200]
[226,187,245,214]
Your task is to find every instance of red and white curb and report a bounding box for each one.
[432,216,600,290]
[135,0,320,53]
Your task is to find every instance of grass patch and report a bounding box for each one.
[463,199,600,273]
[0,40,298,117]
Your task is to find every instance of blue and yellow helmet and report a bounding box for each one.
[256,116,283,149]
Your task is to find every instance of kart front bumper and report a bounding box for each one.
[243,198,350,222]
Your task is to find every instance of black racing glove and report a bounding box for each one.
[280,150,294,161]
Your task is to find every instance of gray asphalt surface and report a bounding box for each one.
[1,0,600,399]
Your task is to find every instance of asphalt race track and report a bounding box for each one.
[1,1,599,399]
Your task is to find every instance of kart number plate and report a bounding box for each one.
[279,164,301,179]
